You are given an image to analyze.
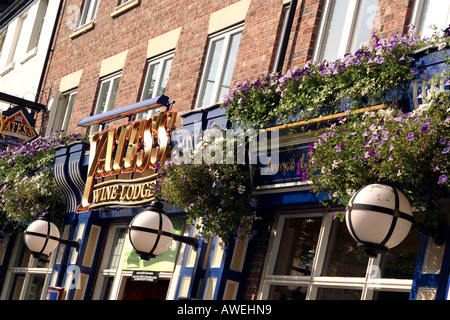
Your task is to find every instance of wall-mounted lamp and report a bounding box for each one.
[24,213,80,260]
[128,200,199,261]
[345,183,447,258]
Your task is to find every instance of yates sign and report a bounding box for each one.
[77,111,176,212]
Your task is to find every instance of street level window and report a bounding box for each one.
[314,0,379,62]
[91,72,121,133]
[196,24,242,108]
[94,225,127,300]
[1,234,54,300]
[260,209,421,300]
[50,90,76,133]
[136,52,173,120]
[79,0,100,27]
[413,0,450,39]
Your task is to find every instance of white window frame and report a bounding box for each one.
[79,0,100,27]
[50,90,76,134]
[93,224,127,300]
[136,51,174,120]
[313,0,378,62]
[196,24,243,109]
[410,0,450,38]
[0,31,7,61]
[0,234,56,300]
[259,210,415,300]
[91,72,121,133]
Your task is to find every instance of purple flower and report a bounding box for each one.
[440,138,447,145]
[406,132,414,141]
[420,124,428,133]
[410,68,419,75]
[237,227,244,235]
[443,147,450,155]
[439,174,448,183]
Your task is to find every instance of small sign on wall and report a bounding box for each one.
[131,271,159,282]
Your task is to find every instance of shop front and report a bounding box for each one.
[35,95,191,300]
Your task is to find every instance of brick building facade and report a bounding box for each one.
[1,0,450,300]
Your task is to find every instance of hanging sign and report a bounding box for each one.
[0,106,38,150]
[77,111,176,212]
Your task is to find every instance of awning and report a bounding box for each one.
[77,95,171,127]
[0,91,45,111]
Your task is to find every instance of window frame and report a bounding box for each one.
[136,51,174,120]
[195,24,243,109]
[259,209,416,300]
[50,89,76,134]
[79,0,100,27]
[410,0,450,39]
[90,72,121,133]
[313,0,379,62]
[93,224,128,300]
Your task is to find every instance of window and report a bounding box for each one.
[79,0,100,27]
[27,0,48,53]
[50,90,76,133]
[1,235,54,300]
[91,72,121,133]
[6,11,27,66]
[414,0,450,39]
[94,225,127,300]
[0,31,6,60]
[315,0,379,62]
[261,210,421,300]
[136,52,173,119]
[196,24,243,108]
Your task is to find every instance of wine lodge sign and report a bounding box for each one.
[77,111,176,212]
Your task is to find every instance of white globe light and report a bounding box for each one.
[345,183,414,257]
[24,217,61,256]
[129,202,175,260]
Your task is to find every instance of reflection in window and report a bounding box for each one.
[273,216,322,276]
[318,0,378,62]
[417,0,450,39]
[321,218,369,277]
[316,287,362,300]
[197,25,242,108]
[268,285,307,300]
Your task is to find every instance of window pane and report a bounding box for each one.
[61,92,76,132]
[142,63,160,100]
[377,229,421,279]
[273,216,322,276]
[97,81,111,114]
[349,0,378,53]
[25,274,46,300]
[199,38,224,107]
[218,32,242,101]
[268,285,307,300]
[372,290,410,300]
[321,219,369,277]
[316,287,362,300]
[99,276,114,300]
[106,77,121,112]
[418,0,450,39]
[106,227,126,269]
[158,58,173,96]
[320,0,352,61]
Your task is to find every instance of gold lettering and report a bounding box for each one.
[122,121,145,172]
[77,132,108,212]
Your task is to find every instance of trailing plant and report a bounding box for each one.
[0,132,88,235]
[296,84,450,223]
[157,126,259,244]
[223,26,444,129]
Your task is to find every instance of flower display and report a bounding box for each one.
[158,127,259,243]
[296,86,450,221]
[223,26,445,130]
[0,132,88,233]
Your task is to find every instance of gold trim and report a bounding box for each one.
[266,103,389,131]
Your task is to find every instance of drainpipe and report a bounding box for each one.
[273,0,298,74]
